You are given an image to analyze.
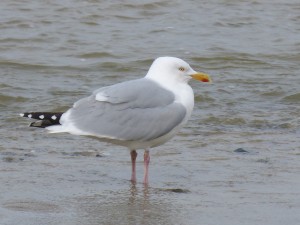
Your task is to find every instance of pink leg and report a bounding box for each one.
[130,150,137,183]
[143,149,150,184]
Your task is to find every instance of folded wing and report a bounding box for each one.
[48,79,187,142]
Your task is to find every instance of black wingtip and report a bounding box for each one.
[20,112,63,128]
[30,120,54,128]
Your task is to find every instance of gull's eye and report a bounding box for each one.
[178,67,185,71]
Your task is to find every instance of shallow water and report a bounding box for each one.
[1,0,300,224]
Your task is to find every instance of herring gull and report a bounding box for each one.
[20,56,211,184]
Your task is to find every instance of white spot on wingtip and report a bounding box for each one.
[51,115,57,120]
[28,114,32,118]
[20,113,24,117]
[39,115,44,119]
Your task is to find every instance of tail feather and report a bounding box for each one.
[20,112,63,128]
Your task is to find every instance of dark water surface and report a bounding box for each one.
[1,1,300,224]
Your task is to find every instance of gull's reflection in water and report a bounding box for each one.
[128,182,151,216]
[73,183,178,225]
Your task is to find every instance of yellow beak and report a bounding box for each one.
[190,72,212,83]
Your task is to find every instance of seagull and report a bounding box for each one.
[20,56,211,184]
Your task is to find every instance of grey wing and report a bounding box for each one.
[64,79,187,141]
